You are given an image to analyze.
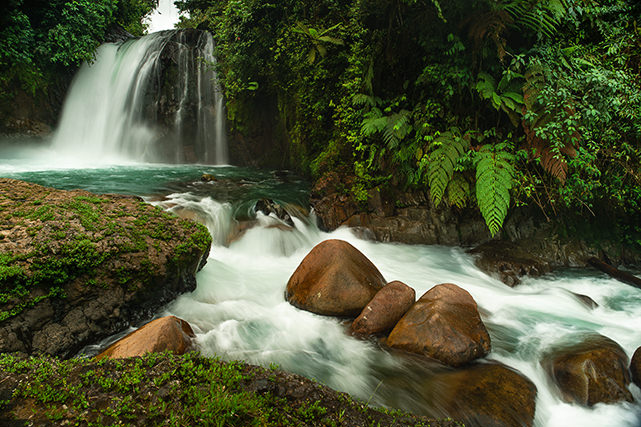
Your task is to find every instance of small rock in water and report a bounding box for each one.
[285,239,386,316]
[386,283,491,367]
[201,173,217,182]
[351,281,415,336]
[542,333,633,406]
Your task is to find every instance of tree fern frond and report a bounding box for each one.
[447,174,470,208]
[427,131,469,207]
[475,144,515,237]
[361,115,387,136]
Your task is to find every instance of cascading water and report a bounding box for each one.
[1,164,641,426]
[51,29,227,165]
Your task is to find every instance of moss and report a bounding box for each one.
[0,353,461,427]
[0,181,212,323]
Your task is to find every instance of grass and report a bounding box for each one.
[0,352,462,427]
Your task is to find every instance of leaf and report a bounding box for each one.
[318,35,344,46]
[475,145,515,237]
[447,174,470,208]
[427,131,469,207]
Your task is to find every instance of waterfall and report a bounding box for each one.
[51,29,228,165]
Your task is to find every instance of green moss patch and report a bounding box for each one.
[0,352,461,427]
[0,178,212,323]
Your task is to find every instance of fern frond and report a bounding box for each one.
[382,111,410,148]
[447,174,470,208]
[475,144,515,237]
[427,131,469,207]
[361,112,387,136]
[352,93,379,107]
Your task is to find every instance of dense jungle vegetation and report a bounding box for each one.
[176,0,641,239]
[0,0,158,100]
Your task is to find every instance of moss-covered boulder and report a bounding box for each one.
[0,178,211,358]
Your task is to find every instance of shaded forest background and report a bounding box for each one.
[2,0,641,241]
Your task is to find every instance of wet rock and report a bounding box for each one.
[255,198,294,226]
[351,281,415,336]
[572,292,598,309]
[469,240,551,286]
[631,346,641,387]
[543,334,633,406]
[387,283,491,366]
[201,173,217,182]
[424,362,537,427]
[285,239,386,316]
[0,178,211,358]
[97,316,195,359]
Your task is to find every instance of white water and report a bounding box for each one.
[51,30,227,165]
[149,192,641,427]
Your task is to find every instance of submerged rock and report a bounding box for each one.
[423,362,537,427]
[386,283,491,367]
[0,178,211,358]
[469,240,551,286]
[351,281,415,336]
[97,316,195,359]
[285,239,386,316]
[542,334,633,406]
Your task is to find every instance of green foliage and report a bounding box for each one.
[425,129,470,207]
[176,0,641,237]
[0,0,157,100]
[475,143,515,237]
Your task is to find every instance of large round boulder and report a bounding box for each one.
[542,334,633,406]
[97,316,195,359]
[285,239,386,316]
[427,362,537,427]
[631,346,641,387]
[386,283,491,366]
[351,281,415,336]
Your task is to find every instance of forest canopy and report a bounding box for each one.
[0,0,158,96]
[176,0,641,238]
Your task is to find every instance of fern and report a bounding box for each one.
[447,174,470,208]
[475,144,515,237]
[427,130,469,207]
[361,109,387,136]
[383,111,411,149]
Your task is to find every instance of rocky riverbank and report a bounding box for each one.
[310,173,641,286]
[0,178,211,358]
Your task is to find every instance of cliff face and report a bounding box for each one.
[0,178,211,358]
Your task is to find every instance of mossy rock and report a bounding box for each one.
[0,178,211,357]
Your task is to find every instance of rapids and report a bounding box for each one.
[1,8,640,424]
[1,160,640,426]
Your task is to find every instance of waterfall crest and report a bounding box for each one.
[52,29,227,165]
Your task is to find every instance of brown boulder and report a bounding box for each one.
[97,316,195,359]
[386,283,491,366]
[285,239,386,316]
[426,362,537,427]
[543,334,633,406]
[469,240,551,287]
[632,346,641,388]
[351,281,415,336]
